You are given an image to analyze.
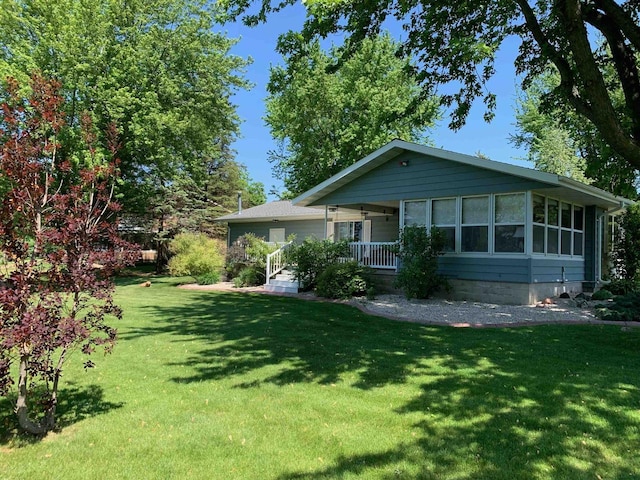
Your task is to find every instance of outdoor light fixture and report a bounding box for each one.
[399,160,409,166]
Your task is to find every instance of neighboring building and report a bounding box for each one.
[216,140,635,304]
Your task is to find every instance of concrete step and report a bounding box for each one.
[274,273,295,282]
[264,283,299,294]
[265,273,299,293]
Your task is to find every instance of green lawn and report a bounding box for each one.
[1,276,640,479]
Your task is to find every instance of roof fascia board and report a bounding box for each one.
[557,177,635,208]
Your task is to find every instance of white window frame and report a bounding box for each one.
[431,197,458,252]
[530,194,585,258]
[460,195,490,253]
[494,193,526,254]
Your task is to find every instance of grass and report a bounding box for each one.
[1,275,640,479]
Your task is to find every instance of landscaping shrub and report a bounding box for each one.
[233,265,264,288]
[316,261,373,299]
[591,288,613,301]
[225,233,278,284]
[285,237,351,291]
[168,233,224,284]
[195,272,221,285]
[597,291,640,322]
[394,225,450,299]
[601,278,639,296]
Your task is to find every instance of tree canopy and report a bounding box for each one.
[513,70,639,199]
[0,0,261,221]
[265,33,438,196]
[224,0,640,174]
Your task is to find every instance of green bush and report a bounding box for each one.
[233,266,264,287]
[225,233,279,281]
[393,225,450,299]
[602,279,639,296]
[168,233,224,283]
[591,288,613,301]
[316,261,373,299]
[597,291,640,322]
[285,237,351,291]
[195,272,221,285]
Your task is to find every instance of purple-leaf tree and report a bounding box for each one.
[0,74,138,435]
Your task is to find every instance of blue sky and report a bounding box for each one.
[222,5,529,200]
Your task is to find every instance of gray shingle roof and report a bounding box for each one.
[215,200,325,223]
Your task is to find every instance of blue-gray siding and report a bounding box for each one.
[437,256,585,283]
[529,257,585,283]
[311,151,552,206]
[437,257,531,283]
[228,219,325,245]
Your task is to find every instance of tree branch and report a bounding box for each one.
[583,6,640,139]
[594,0,640,52]
[559,0,640,167]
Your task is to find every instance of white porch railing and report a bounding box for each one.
[265,242,293,284]
[348,242,397,270]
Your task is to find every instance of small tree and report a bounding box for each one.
[394,226,450,299]
[168,232,225,285]
[0,75,138,435]
[614,203,640,284]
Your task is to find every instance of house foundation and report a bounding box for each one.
[441,279,584,305]
[370,271,584,305]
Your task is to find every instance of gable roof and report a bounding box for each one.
[293,139,634,210]
[214,200,325,223]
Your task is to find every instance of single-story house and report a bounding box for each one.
[216,140,635,304]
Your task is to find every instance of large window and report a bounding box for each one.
[334,221,363,241]
[532,194,546,253]
[401,192,585,256]
[461,196,489,252]
[494,193,525,253]
[404,201,427,227]
[432,198,456,251]
[531,194,584,256]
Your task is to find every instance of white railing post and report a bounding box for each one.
[265,241,292,284]
[347,241,397,269]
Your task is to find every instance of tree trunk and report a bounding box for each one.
[15,351,48,435]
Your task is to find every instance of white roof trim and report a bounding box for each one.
[557,177,635,208]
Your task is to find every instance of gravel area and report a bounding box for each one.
[350,294,605,327]
[179,282,637,328]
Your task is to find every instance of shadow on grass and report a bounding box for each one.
[0,384,123,446]
[127,290,640,479]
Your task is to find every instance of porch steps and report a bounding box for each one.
[264,271,299,294]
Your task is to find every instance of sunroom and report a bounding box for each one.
[291,140,633,304]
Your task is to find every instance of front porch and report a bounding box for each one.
[265,241,398,287]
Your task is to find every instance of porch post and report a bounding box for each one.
[324,205,328,239]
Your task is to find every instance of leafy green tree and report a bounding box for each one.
[224,0,640,173]
[512,73,591,183]
[168,232,225,285]
[513,71,639,198]
[0,0,254,219]
[615,203,640,283]
[265,33,438,196]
